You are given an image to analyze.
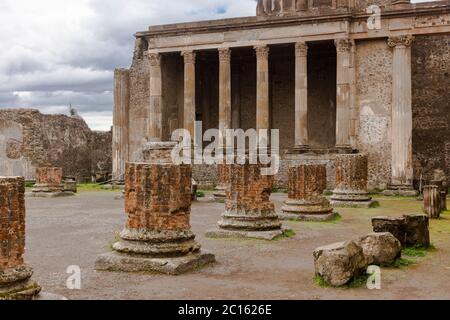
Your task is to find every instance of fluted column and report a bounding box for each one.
[335,38,353,150]
[255,45,270,145]
[218,48,232,144]
[295,42,309,148]
[182,51,197,139]
[147,52,163,142]
[388,35,415,189]
[113,68,130,181]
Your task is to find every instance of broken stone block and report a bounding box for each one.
[213,163,230,203]
[31,167,74,198]
[356,233,402,266]
[280,164,337,221]
[0,177,41,300]
[372,216,407,245]
[423,185,442,219]
[206,155,286,240]
[330,154,377,208]
[96,156,215,275]
[313,240,367,287]
[404,214,430,247]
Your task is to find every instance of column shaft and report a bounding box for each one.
[148,53,163,142]
[255,46,270,134]
[335,39,353,149]
[182,51,197,139]
[219,48,232,143]
[295,42,309,147]
[113,69,130,181]
[388,35,414,187]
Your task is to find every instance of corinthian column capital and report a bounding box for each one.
[181,51,196,64]
[218,48,231,63]
[387,35,415,48]
[254,45,269,60]
[146,52,161,67]
[335,38,354,53]
[295,42,308,57]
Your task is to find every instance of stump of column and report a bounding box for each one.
[206,156,287,241]
[96,148,215,275]
[31,167,74,198]
[213,164,230,203]
[330,154,377,208]
[423,185,442,219]
[280,165,337,222]
[0,177,41,300]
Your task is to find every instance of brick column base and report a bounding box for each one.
[31,167,74,198]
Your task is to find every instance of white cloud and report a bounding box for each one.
[0,0,438,130]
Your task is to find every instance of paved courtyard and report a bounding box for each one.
[25,190,450,300]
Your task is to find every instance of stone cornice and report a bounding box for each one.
[136,1,450,39]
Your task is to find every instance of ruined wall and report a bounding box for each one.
[128,40,150,162]
[0,109,112,181]
[412,34,450,184]
[355,39,393,190]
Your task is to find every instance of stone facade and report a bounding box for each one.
[0,177,41,300]
[0,109,112,182]
[113,0,450,191]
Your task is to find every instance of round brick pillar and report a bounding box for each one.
[0,177,41,300]
[212,158,283,238]
[331,154,375,208]
[96,143,215,274]
[113,162,200,256]
[281,165,335,221]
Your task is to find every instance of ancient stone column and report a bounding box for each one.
[218,48,232,143]
[335,38,353,151]
[182,51,197,139]
[0,177,41,300]
[280,165,336,221]
[112,68,129,181]
[331,154,376,208]
[255,45,270,146]
[31,167,73,198]
[433,169,448,211]
[384,35,417,197]
[206,157,286,240]
[147,52,163,142]
[294,42,309,149]
[423,185,442,219]
[96,155,215,274]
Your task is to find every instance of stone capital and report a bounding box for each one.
[254,45,269,60]
[218,48,231,63]
[387,35,415,48]
[335,38,353,53]
[295,42,308,57]
[182,50,196,64]
[146,52,161,67]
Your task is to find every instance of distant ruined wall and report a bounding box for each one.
[0,109,112,181]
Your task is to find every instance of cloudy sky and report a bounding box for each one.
[0,0,433,130]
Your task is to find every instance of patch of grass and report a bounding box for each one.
[323,191,333,197]
[346,274,370,289]
[402,244,436,258]
[196,191,205,198]
[313,275,330,288]
[388,257,416,268]
[369,201,381,209]
[25,181,35,188]
[77,183,116,192]
[273,229,296,241]
[272,187,288,194]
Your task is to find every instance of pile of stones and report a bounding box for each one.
[313,213,431,287]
